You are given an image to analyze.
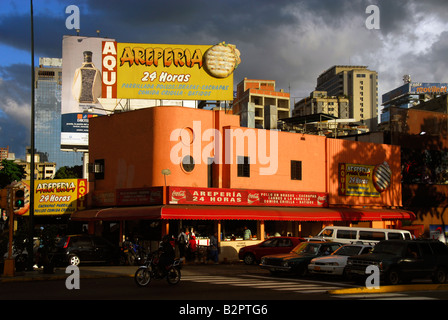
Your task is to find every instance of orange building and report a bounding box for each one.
[73,106,414,259]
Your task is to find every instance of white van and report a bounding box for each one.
[313,226,412,244]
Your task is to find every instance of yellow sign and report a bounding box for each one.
[338,163,391,197]
[30,179,88,216]
[102,41,240,100]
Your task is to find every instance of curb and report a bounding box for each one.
[328,283,448,295]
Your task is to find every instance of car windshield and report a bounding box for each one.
[371,242,403,255]
[332,245,364,256]
[291,242,320,255]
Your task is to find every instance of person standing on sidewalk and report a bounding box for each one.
[209,232,219,264]
[177,228,188,262]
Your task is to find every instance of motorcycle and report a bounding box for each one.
[121,241,146,266]
[134,251,181,286]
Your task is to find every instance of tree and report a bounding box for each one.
[0,160,26,188]
[54,165,83,179]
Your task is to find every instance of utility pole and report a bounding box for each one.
[28,0,36,271]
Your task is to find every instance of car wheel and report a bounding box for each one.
[243,253,256,265]
[386,268,400,285]
[432,267,447,284]
[68,254,80,266]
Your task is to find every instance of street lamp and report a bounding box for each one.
[161,169,171,187]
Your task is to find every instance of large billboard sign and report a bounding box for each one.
[382,82,448,105]
[33,179,87,216]
[16,179,88,216]
[61,36,240,151]
[102,41,239,101]
[61,36,112,151]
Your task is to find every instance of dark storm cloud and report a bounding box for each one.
[0,64,31,159]
[1,0,448,159]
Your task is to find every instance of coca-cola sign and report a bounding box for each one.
[168,187,328,207]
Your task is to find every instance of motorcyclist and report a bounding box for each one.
[157,235,175,275]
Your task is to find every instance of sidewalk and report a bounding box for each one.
[0,261,264,283]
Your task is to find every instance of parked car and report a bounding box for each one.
[51,235,121,266]
[238,237,305,265]
[346,239,448,285]
[260,241,342,276]
[308,243,372,277]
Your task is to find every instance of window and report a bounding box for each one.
[237,156,250,177]
[387,232,403,240]
[291,160,302,180]
[182,155,195,172]
[207,157,214,188]
[337,230,357,239]
[93,159,104,180]
[359,231,385,241]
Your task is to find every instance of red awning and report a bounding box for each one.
[71,205,415,222]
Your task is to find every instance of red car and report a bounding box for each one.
[238,237,305,265]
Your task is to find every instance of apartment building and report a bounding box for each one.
[316,65,378,131]
[232,78,290,129]
[292,90,349,118]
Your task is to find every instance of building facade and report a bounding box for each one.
[35,58,83,170]
[316,65,378,131]
[233,78,290,129]
[72,106,414,261]
[292,90,349,119]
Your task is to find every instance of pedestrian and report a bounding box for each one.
[244,226,252,240]
[209,232,219,264]
[188,234,198,263]
[177,228,188,262]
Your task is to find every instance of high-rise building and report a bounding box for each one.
[35,58,82,170]
[316,65,378,131]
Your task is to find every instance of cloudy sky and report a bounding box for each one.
[1,0,448,159]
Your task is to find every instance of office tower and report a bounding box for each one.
[35,58,82,170]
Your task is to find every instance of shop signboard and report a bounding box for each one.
[338,162,391,197]
[168,186,328,207]
[103,41,240,101]
[29,179,88,216]
[116,187,163,206]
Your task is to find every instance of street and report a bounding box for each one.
[1,264,446,319]
[1,264,447,302]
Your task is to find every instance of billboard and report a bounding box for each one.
[382,82,448,105]
[32,179,88,216]
[61,36,112,151]
[61,36,240,151]
[103,41,239,101]
[339,162,391,197]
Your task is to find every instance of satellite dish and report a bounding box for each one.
[161,169,171,176]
